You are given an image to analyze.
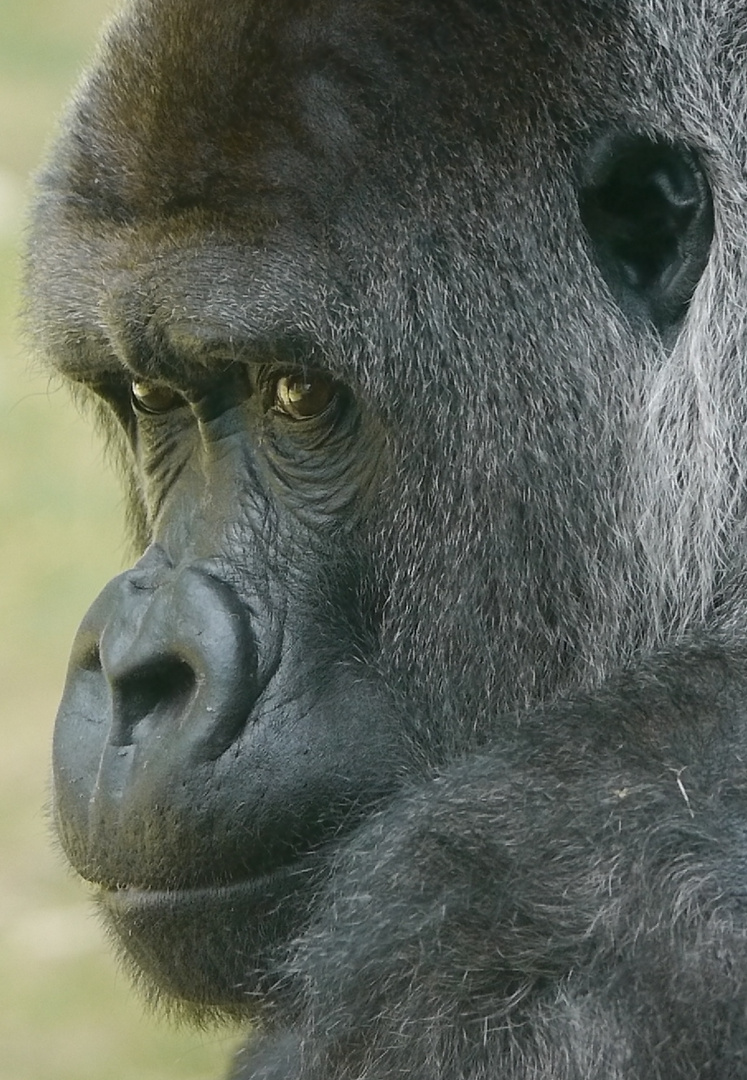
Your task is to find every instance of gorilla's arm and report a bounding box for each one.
[231,1033,302,1080]
[235,635,747,1080]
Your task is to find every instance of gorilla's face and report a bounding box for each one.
[26,0,713,1015]
[51,360,407,1005]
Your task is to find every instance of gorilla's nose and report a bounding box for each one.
[69,544,257,761]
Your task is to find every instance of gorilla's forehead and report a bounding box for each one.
[63,0,627,216]
[28,0,630,388]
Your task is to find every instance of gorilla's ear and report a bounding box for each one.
[579,134,714,333]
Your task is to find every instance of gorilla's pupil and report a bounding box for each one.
[274,374,334,418]
[131,381,179,413]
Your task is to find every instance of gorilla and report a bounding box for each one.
[24,0,747,1076]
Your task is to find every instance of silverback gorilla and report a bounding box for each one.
[24,0,747,1076]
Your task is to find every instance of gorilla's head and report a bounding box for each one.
[26,0,736,1025]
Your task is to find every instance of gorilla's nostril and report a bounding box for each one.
[113,658,196,742]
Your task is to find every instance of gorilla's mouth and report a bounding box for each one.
[97,852,314,911]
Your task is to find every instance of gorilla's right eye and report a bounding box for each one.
[272,373,337,420]
[131,381,181,414]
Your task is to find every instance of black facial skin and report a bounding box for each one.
[52,357,410,1006]
[25,0,747,1077]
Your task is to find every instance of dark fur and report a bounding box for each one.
[24,0,747,1077]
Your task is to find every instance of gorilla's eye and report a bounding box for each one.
[273,373,336,420]
[131,381,180,414]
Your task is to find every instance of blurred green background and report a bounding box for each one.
[0,2,241,1076]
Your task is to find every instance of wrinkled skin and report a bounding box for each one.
[25,0,747,1077]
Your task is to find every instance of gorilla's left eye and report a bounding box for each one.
[273,373,337,420]
[131,381,181,414]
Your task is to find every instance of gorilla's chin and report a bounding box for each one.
[97,861,318,1014]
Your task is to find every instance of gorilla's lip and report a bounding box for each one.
[101,870,286,905]
[95,855,315,911]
